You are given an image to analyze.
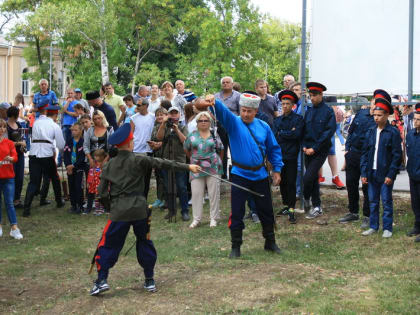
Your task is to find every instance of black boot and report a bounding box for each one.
[262,224,282,254]
[229,229,242,259]
[22,207,31,217]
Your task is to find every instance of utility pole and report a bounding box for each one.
[408,0,414,101]
[299,0,307,209]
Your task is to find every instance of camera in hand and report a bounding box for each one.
[167,118,175,128]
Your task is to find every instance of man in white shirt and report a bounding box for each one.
[130,98,155,199]
[23,101,66,217]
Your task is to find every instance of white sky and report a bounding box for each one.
[251,0,305,24]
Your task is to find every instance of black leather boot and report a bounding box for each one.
[262,224,282,254]
[229,229,243,259]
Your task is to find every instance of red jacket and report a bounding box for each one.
[0,138,18,179]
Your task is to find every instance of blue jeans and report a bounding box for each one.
[0,178,18,225]
[247,195,256,214]
[368,171,394,231]
[336,123,345,146]
[162,170,189,214]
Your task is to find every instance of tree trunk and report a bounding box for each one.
[100,39,109,84]
[35,36,45,77]
[131,35,142,95]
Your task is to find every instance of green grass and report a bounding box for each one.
[1,183,419,314]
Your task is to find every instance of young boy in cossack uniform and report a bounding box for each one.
[360,97,402,238]
[90,123,200,296]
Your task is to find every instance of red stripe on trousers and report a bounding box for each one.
[95,220,112,271]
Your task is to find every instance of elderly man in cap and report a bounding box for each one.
[22,100,65,217]
[406,103,420,242]
[90,123,200,296]
[339,95,376,227]
[302,82,336,219]
[198,93,283,258]
[156,106,190,221]
[361,97,402,238]
[86,90,118,130]
[273,90,303,224]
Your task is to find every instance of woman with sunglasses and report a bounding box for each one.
[184,111,224,228]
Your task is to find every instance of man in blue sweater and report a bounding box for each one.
[200,93,283,258]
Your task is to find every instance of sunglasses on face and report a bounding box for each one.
[197,120,210,123]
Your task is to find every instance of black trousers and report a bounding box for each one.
[345,150,369,217]
[280,158,298,209]
[303,150,329,207]
[68,170,84,208]
[409,178,420,229]
[24,156,62,210]
[229,174,274,231]
[40,170,50,200]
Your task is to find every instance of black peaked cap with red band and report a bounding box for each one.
[416,103,420,113]
[278,90,299,104]
[373,89,391,103]
[374,97,393,114]
[306,82,327,93]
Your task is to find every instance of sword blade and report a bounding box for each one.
[199,169,264,198]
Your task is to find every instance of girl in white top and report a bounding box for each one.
[13,93,26,124]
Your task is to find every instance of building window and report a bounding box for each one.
[22,68,29,96]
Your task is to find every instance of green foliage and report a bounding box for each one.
[261,18,301,92]
[2,0,301,96]
[134,62,171,87]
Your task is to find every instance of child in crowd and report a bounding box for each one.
[86,149,107,215]
[148,107,167,208]
[80,114,92,132]
[0,119,23,239]
[64,122,88,214]
[123,95,136,124]
[74,103,89,118]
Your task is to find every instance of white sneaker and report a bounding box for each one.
[0,226,3,237]
[382,230,392,238]
[210,220,217,227]
[10,228,23,240]
[189,220,200,229]
[362,228,377,236]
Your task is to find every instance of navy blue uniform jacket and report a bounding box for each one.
[406,128,420,181]
[345,109,376,153]
[273,112,304,160]
[360,123,402,182]
[63,136,88,171]
[302,101,336,153]
[97,101,118,131]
